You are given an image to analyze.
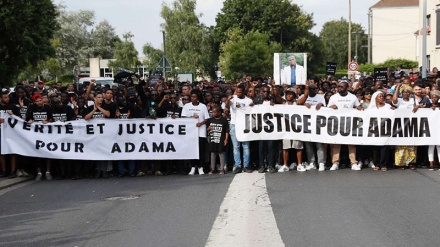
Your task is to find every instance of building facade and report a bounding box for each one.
[371,0,419,64]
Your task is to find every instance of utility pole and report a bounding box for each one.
[367,8,372,64]
[162,31,167,80]
[348,0,352,65]
[422,0,427,78]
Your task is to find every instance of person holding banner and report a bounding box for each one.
[428,90,440,170]
[0,91,21,178]
[182,90,210,175]
[226,85,254,174]
[368,91,393,171]
[26,94,54,181]
[303,84,327,171]
[327,81,363,171]
[281,56,306,86]
[278,86,309,173]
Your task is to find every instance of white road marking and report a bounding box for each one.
[206,173,284,247]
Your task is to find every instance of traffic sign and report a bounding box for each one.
[348,62,358,71]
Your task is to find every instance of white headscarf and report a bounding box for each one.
[368,91,384,109]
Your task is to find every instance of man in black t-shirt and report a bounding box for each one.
[0,91,21,178]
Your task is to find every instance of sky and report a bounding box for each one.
[53,0,380,54]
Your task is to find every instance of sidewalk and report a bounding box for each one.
[0,176,32,191]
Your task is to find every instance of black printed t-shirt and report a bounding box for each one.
[26,104,53,122]
[206,117,229,153]
[10,98,30,119]
[103,101,118,118]
[82,104,110,119]
[52,105,75,122]
[117,104,132,119]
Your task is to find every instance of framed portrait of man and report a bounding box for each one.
[274,53,307,85]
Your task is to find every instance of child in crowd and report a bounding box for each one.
[206,106,229,175]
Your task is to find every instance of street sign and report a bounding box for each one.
[326,62,337,76]
[157,56,172,72]
[348,62,358,72]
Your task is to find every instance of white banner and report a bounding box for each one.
[1,115,199,160]
[235,105,439,146]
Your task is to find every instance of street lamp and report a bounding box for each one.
[352,31,362,62]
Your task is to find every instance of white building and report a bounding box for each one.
[371,0,419,64]
[415,0,440,72]
[88,57,149,78]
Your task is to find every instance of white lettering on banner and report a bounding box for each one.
[0,115,199,160]
[235,105,437,145]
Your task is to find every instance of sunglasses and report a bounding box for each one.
[182,98,189,100]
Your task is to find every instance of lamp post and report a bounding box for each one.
[348,0,352,63]
[352,31,362,62]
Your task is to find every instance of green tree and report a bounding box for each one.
[90,20,120,59]
[0,0,58,84]
[319,18,368,70]
[215,0,322,74]
[108,32,140,70]
[142,43,163,72]
[219,29,281,79]
[161,0,215,76]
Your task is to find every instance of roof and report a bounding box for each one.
[371,0,419,8]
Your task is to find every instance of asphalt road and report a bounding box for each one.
[1,168,440,247]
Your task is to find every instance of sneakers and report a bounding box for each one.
[155,171,163,176]
[188,167,196,175]
[258,166,266,173]
[232,167,242,174]
[8,172,17,179]
[289,163,297,170]
[35,173,42,181]
[275,163,280,170]
[318,163,325,171]
[368,161,375,169]
[297,163,307,172]
[278,165,289,172]
[20,169,29,177]
[244,167,253,173]
[351,162,361,171]
[219,170,225,175]
[306,162,316,171]
[208,169,214,175]
[45,172,52,180]
[198,167,205,175]
[268,166,276,173]
[137,171,145,177]
[330,163,339,171]
[16,169,23,177]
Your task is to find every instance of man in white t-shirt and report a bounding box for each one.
[303,84,327,171]
[182,90,210,175]
[226,85,254,173]
[327,81,363,171]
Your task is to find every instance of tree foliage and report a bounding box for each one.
[90,20,120,59]
[161,0,215,76]
[358,59,418,74]
[142,43,164,72]
[0,0,58,84]
[215,0,322,75]
[319,18,367,69]
[108,33,140,70]
[220,29,281,79]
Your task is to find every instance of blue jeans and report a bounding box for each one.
[229,124,250,168]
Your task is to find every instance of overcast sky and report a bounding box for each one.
[54,0,380,54]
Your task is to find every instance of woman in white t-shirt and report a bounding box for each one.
[368,91,393,171]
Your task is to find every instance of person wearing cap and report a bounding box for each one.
[281,55,306,86]
[278,84,309,173]
[302,84,327,171]
[327,81,363,171]
[36,80,47,94]
[26,93,54,181]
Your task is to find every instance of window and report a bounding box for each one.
[436,10,440,45]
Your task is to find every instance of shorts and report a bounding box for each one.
[282,139,303,150]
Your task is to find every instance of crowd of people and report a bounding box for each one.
[0,69,440,181]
